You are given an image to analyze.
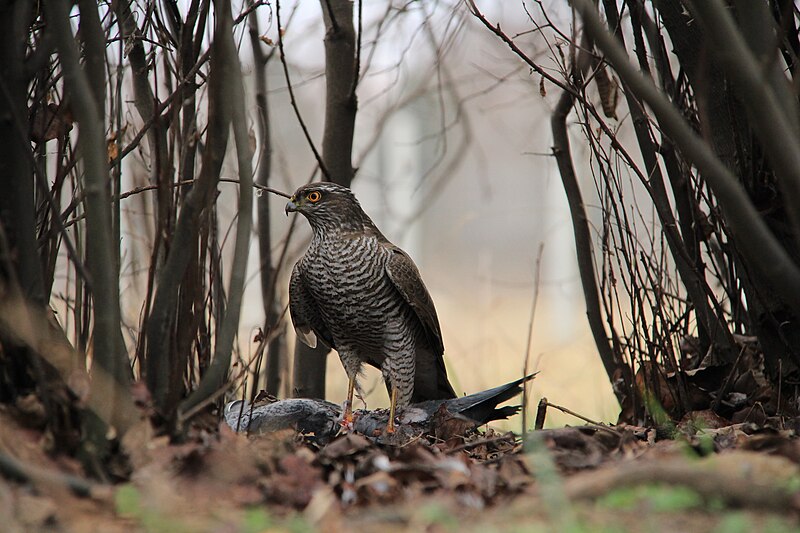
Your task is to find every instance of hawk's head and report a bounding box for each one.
[286,182,370,233]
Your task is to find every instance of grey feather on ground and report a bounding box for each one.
[224,398,341,440]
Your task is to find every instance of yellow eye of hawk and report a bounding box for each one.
[307,191,322,203]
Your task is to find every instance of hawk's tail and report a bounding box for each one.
[409,346,458,403]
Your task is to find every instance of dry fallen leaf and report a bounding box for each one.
[262,453,323,508]
[594,61,618,119]
[30,103,73,142]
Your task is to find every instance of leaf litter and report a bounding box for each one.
[3,386,800,531]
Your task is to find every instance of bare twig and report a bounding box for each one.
[63,179,288,229]
[541,400,620,436]
[0,82,92,288]
[465,0,574,95]
[145,0,232,418]
[51,0,131,427]
[549,26,626,403]
[535,397,548,430]
[274,0,330,180]
[180,0,254,418]
[521,244,544,435]
[247,0,285,395]
[571,0,800,317]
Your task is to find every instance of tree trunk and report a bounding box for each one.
[0,1,44,305]
[292,0,358,399]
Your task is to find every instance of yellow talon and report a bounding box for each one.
[386,385,397,434]
[341,375,356,430]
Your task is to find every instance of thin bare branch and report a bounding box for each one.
[274,0,330,180]
[50,0,131,412]
[571,0,800,318]
[180,0,255,418]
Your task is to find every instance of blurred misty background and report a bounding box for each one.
[88,1,621,425]
[220,1,620,424]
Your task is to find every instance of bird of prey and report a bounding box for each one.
[225,374,537,444]
[286,182,456,432]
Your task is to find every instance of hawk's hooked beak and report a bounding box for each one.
[285,197,299,216]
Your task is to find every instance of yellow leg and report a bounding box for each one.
[342,375,356,427]
[386,385,397,434]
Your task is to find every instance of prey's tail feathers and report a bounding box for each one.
[419,372,539,425]
[457,372,538,424]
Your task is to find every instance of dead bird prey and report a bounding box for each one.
[286,182,456,432]
[225,374,537,444]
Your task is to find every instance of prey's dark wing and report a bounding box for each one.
[385,247,445,355]
[289,263,335,350]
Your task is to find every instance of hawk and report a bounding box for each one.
[286,182,456,432]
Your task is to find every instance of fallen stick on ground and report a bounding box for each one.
[565,455,798,511]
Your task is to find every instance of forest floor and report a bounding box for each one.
[2,401,800,533]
